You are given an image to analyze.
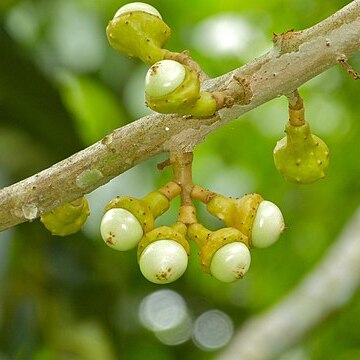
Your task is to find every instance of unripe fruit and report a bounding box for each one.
[145,60,217,117]
[206,194,285,248]
[101,189,177,251]
[273,121,330,184]
[104,196,155,233]
[106,2,171,65]
[210,242,251,282]
[137,224,190,284]
[187,223,248,276]
[251,200,284,248]
[145,60,186,98]
[100,208,143,251]
[40,197,90,236]
[139,239,188,284]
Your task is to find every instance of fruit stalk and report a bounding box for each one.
[286,89,305,127]
[191,185,217,204]
[142,181,181,218]
[171,152,194,207]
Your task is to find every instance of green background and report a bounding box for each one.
[1,0,360,359]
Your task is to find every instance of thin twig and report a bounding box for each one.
[157,158,171,170]
[338,55,360,80]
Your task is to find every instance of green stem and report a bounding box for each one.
[142,191,170,219]
[171,221,188,236]
[187,223,211,248]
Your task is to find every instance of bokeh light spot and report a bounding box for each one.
[192,309,234,351]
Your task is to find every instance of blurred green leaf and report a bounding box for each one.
[58,73,127,145]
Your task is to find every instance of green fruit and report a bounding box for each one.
[40,197,90,236]
[145,60,217,117]
[106,2,171,65]
[273,121,330,184]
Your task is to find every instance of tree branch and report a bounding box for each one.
[1,1,360,232]
[217,205,360,360]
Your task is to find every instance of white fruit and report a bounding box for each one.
[210,242,251,283]
[114,2,162,19]
[251,200,285,248]
[145,60,186,98]
[100,208,143,251]
[139,239,188,284]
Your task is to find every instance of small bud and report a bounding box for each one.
[40,197,90,236]
[273,121,330,184]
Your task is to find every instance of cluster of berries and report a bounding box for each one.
[99,181,284,284]
[39,2,331,286]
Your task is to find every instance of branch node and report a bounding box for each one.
[157,158,171,170]
[272,29,302,54]
[213,75,253,110]
[178,205,197,225]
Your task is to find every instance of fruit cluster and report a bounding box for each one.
[100,178,284,284]
[39,2,331,286]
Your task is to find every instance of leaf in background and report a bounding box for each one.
[0,0,21,14]
[58,72,127,145]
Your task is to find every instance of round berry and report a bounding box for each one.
[139,239,188,284]
[100,208,143,251]
[114,2,162,19]
[210,242,251,283]
[251,201,285,248]
[145,60,186,98]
